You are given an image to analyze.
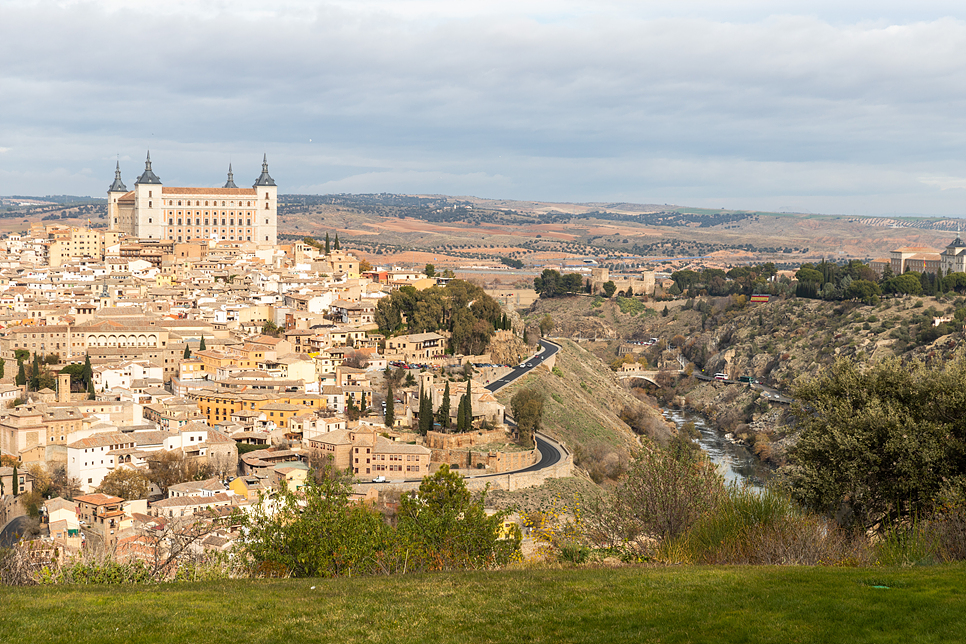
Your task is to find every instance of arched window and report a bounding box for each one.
[178,201,182,206]
[265,203,269,209]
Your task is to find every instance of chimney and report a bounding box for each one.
[57,373,71,403]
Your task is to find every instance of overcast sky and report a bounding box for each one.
[3,1,966,216]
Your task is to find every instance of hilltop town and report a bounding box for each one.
[0,158,569,565]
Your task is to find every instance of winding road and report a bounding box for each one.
[368,338,566,485]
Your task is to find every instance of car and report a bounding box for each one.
[714,372,727,381]
[372,476,386,483]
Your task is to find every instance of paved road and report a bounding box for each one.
[485,339,560,394]
[0,515,30,549]
[368,339,565,485]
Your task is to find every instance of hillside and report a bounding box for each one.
[2,566,963,643]
[525,291,966,464]
[493,339,673,484]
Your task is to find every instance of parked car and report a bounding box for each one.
[372,476,386,483]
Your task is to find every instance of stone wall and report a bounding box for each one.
[352,433,574,494]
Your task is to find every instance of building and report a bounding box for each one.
[890,246,941,276]
[941,236,966,275]
[108,153,277,246]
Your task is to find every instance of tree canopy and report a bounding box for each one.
[789,356,966,528]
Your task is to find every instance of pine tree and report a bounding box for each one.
[334,233,340,251]
[385,384,395,428]
[438,381,451,429]
[183,345,191,359]
[199,335,207,351]
[325,232,331,255]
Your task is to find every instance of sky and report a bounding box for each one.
[3,1,966,216]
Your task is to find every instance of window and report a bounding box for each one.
[148,201,152,207]
[178,201,182,206]
[265,203,269,210]
[169,218,174,225]
[148,218,152,223]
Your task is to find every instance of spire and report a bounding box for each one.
[135,150,161,185]
[108,161,127,193]
[224,163,238,189]
[253,153,276,187]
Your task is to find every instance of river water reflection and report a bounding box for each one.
[662,408,773,489]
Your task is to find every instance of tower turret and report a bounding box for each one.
[224,163,238,189]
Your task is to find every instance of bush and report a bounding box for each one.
[670,486,865,565]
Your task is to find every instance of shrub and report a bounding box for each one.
[670,485,865,565]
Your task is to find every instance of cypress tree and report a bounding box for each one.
[82,354,93,387]
[385,384,395,428]
[183,345,191,359]
[464,380,473,430]
[325,232,331,255]
[361,391,367,413]
[15,361,26,387]
[87,378,95,400]
[12,466,18,495]
[0,358,4,379]
[456,394,466,432]
[438,381,451,429]
[334,233,340,251]
[199,335,207,351]
[30,353,40,391]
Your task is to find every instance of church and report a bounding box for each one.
[107,152,277,246]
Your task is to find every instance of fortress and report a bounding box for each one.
[107,152,277,246]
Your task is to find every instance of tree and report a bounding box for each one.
[424,264,436,278]
[539,314,554,336]
[584,444,724,555]
[82,354,93,387]
[96,469,151,500]
[456,394,467,432]
[183,345,192,359]
[359,259,373,273]
[418,386,433,435]
[385,384,395,428]
[334,233,340,250]
[463,380,473,430]
[511,388,544,448]
[146,451,212,496]
[325,232,331,255]
[262,321,282,337]
[87,379,95,400]
[15,361,25,387]
[438,381,451,430]
[396,465,519,570]
[789,356,966,528]
[29,353,40,391]
[603,281,617,298]
[199,335,206,351]
[0,358,4,379]
[239,465,392,578]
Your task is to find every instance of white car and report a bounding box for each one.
[372,476,386,483]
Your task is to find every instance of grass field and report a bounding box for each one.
[1,565,963,643]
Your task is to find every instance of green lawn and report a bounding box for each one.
[1,565,964,643]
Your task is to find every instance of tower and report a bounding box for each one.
[134,151,164,239]
[253,154,278,246]
[107,161,127,232]
[224,163,238,189]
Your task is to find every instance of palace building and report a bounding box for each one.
[107,152,277,246]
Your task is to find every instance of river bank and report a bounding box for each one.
[662,407,773,488]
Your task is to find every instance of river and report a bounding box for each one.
[661,408,772,489]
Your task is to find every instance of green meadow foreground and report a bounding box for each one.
[1,566,963,644]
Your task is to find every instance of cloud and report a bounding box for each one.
[2,2,966,215]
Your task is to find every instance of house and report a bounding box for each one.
[75,492,128,548]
